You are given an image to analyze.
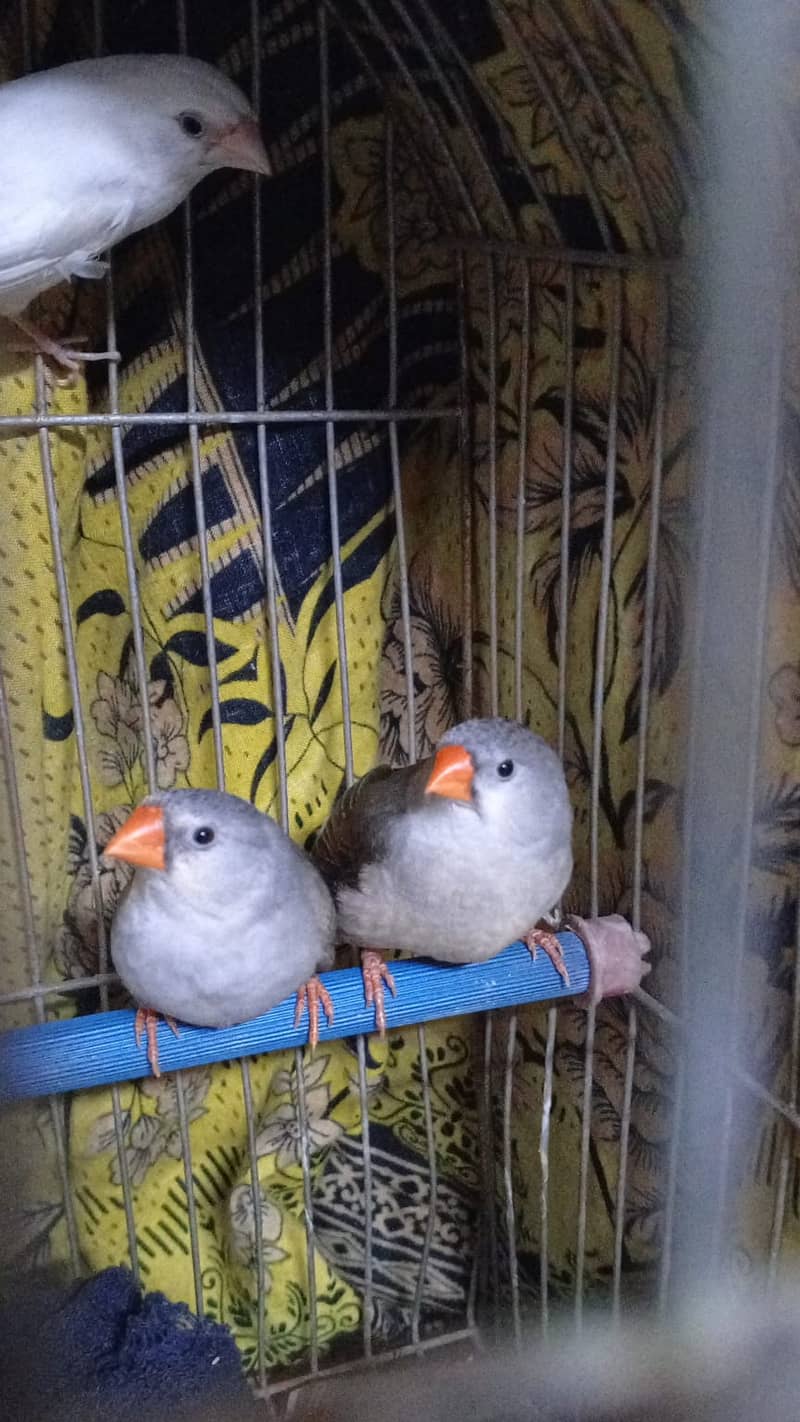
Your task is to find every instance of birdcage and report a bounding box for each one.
[0,0,797,1414]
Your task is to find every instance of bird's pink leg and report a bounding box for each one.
[294,976,335,1051]
[134,1006,180,1078]
[361,949,397,1037]
[6,315,120,374]
[524,924,570,987]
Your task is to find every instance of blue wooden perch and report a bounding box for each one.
[0,931,591,1101]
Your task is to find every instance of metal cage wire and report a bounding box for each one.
[0,0,796,1407]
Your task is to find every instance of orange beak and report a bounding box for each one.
[214,117,271,176]
[103,804,166,871]
[425,744,474,803]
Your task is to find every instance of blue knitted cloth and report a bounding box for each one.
[0,1266,263,1420]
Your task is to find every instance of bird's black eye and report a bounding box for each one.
[178,112,205,138]
[193,826,215,846]
[497,760,514,779]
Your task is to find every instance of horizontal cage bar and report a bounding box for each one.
[0,406,461,430]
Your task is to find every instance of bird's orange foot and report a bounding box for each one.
[524,926,570,987]
[134,1006,180,1078]
[294,976,335,1051]
[361,949,397,1037]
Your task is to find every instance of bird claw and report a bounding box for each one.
[134,1006,180,1078]
[361,949,397,1037]
[294,976,335,1051]
[524,926,571,987]
[5,317,120,377]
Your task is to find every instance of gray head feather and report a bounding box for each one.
[438,717,572,846]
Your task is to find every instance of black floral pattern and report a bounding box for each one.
[54,809,133,983]
[380,559,463,765]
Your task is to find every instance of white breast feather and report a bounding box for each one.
[0,78,169,312]
[336,805,572,961]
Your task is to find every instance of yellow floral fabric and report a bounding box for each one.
[2,0,800,1378]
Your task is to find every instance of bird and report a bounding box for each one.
[103,789,335,1076]
[312,717,575,1034]
[0,53,271,372]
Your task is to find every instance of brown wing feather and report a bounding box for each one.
[312,756,434,891]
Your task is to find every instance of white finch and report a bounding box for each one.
[0,53,271,371]
[104,790,335,1076]
[313,717,575,1032]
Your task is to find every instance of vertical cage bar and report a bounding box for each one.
[293,1049,321,1373]
[486,254,499,716]
[91,0,156,795]
[19,0,32,70]
[385,115,415,763]
[612,282,668,1320]
[610,1005,636,1321]
[174,1069,205,1317]
[540,267,574,1330]
[87,273,146,1279]
[660,358,695,1306]
[250,0,289,828]
[108,1083,141,1286]
[467,1233,479,1331]
[416,0,561,243]
[503,254,530,1346]
[657,1056,686,1310]
[653,308,679,1308]
[542,262,574,1333]
[21,0,135,1264]
[319,3,354,786]
[577,269,623,1326]
[588,0,694,198]
[487,0,613,252]
[176,0,225,789]
[248,0,277,1377]
[589,272,623,912]
[631,287,669,926]
[540,0,660,253]
[502,1013,521,1344]
[556,267,575,765]
[104,357,157,791]
[91,12,147,1283]
[240,1057,268,1392]
[384,111,439,1349]
[352,0,481,231]
[410,1025,439,1347]
[389,0,514,239]
[90,0,102,53]
[34,363,117,1273]
[768,901,800,1279]
[356,1035,374,1359]
[49,0,147,1272]
[477,1013,499,1327]
[47,1095,82,1274]
[35,368,108,980]
[0,663,82,1271]
[513,263,531,723]
[458,254,474,720]
[0,662,43,1000]
[538,1006,557,1334]
[573,1002,596,1329]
